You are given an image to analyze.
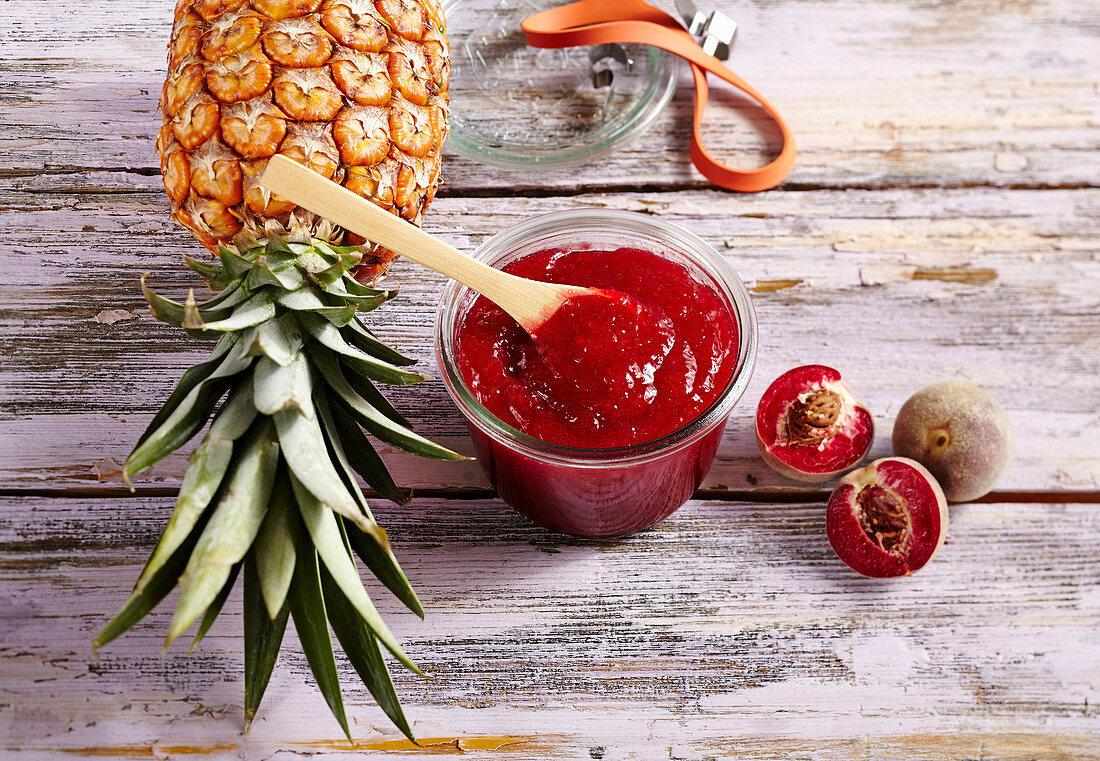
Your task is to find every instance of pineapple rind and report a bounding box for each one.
[98,239,464,741]
[161,0,450,284]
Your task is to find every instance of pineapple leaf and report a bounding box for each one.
[244,552,290,731]
[261,234,299,262]
[218,247,254,279]
[188,561,241,653]
[276,288,357,327]
[198,282,250,311]
[241,314,306,367]
[341,273,393,299]
[234,242,264,257]
[297,249,338,278]
[294,471,418,673]
[330,289,389,311]
[141,275,232,327]
[183,327,229,342]
[124,339,254,482]
[314,392,378,522]
[334,251,364,270]
[319,276,391,310]
[328,398,411,506]
[275,287,330,310]
[287,541,351,740]
[340,513,422,620]
[167,419,279,646]
[247,255,306,292]
[311,240,363,271]
[315,395,420,616]
[245,259,285,291]
[182,290,204,330]
[132,333,237,450]
[137,438,233,587]
[109,235,457,737]
[264,254,301,273]
[314,350,466,461]
[264,248,300,270]
[208,376,262,440]
[274,403,384,534]
[300,313,427,386]
[340,319,418,367]
[197,292,276,332]
[312,239,365,260]
[309,258,347,286]
[135,381,257,592]
[254,354,314,418]
[184,255,229,286]
[340,364,413,430]
[321,566,416,743]
[254,470,297,619]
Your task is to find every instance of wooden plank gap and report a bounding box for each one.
[3,486,1097,504]
[5,170,1098,195]
[0,166,161,179]
[0,486,499,501]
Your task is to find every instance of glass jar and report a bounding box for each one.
[435,209,757,538]
[441,0,677,170]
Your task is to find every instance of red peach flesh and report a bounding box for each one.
[826,457,949,577]
[755,365,874,482]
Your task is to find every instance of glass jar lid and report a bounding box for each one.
[442,0,678,170]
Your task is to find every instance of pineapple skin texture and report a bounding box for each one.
[157,0,449,282]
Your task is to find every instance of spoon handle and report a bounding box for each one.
[261,155,570,333]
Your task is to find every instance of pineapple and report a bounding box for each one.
[94,0,456,742]
[159,0,449,283]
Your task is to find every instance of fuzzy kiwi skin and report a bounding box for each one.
[892,381,1013,502]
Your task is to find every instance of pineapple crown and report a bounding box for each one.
[95,238,466,741]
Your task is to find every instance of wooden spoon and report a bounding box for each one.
[260,154,597,336]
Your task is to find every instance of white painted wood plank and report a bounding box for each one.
[2,185,1097,493]
[1,0,1096,190]
[1,2,1095,756]
[1,496,1096,758]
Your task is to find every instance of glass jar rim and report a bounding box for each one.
[440,0,678,170]
[434,209,758,468]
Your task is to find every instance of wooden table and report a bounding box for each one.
[2,0,1098,757]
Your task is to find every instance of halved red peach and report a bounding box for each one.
[826,457,948,577]
[755,365,874,482]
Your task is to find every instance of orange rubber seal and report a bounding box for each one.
[522,0,796,192]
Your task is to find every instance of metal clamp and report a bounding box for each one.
[675,0,737,60]
[589,43,634,88]
[586,2,736,90]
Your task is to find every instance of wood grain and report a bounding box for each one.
[2,495,1097,758]
[2,182,1097,493]
[1,1,1097,191]
[2,0,1098,756]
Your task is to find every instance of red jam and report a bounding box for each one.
[455,247,738,448]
